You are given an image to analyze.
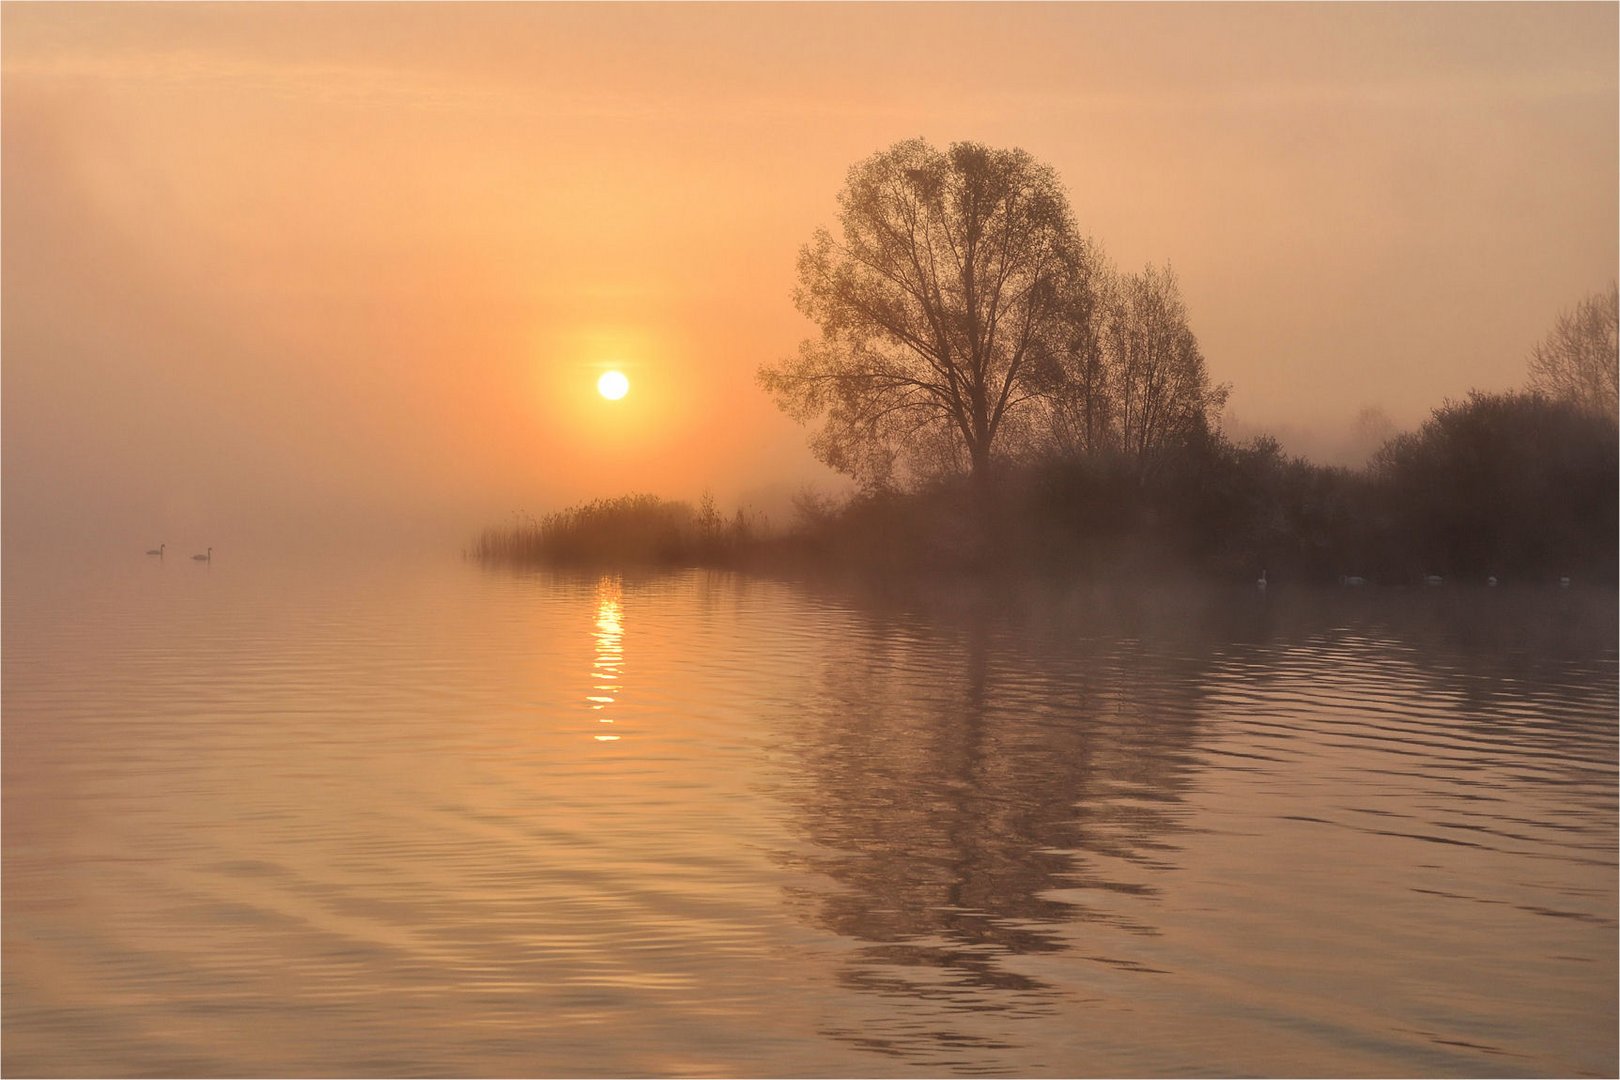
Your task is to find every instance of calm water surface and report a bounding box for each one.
[4,553,1615,1077]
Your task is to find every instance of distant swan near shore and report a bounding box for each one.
[1257,569,1267,590]
[192,548,212,562]
[146,543,165,557]
[1340,575,1366,587]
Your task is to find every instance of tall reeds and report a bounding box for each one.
[471,494,768,568]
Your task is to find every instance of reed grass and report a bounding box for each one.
[471,493,767,568]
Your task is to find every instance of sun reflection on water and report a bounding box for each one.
[590,576,624,737]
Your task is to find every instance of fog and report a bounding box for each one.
[4,3,1615,558]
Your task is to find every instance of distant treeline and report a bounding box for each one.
[472,388,1616,587]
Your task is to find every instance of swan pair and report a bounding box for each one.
[146,544,211,561]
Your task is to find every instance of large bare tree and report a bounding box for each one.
[1527,284,1618,421]
[759,139,1095,489]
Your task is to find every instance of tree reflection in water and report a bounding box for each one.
[770,580,1615,1071]
[774,589,1219,1060]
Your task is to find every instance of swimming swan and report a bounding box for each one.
[146,543,165,557]
[192,548,212,562]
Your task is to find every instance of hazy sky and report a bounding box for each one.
[4,3,1615,553]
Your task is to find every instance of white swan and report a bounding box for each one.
[146,543,165,557]
[192,548,212,562]
[1423,574,1443,587]
[1487,576,1498,587]
[1340,575,1366,587]
[1257,569,1268,590]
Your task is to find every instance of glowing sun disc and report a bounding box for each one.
[597,370,630,400]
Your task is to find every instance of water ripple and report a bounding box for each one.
[4,559,1614,1077]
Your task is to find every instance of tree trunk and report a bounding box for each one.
[968,439,995,538]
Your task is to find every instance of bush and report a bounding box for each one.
[1372,391,1617,582]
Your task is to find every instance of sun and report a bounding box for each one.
[597,370,630,400]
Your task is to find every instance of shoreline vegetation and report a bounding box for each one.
[476,140,1617,588]
[470,388,1617,589]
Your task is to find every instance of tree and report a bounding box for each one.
[759,139,1096,490]
[1043,266,1115,458]
[1106,263,1228,468]
[1045,262,1228,469]
[1527,284,1618,421]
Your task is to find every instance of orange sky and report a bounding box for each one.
[4,3,1615,553]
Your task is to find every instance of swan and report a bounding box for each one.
[1423,574,1443,587]
[1487,576,1498,587]
[1340,575,1366,587]
[1257,569,1268,590]
[146,543,165,557]
[1559,576,1571,589]
[192,548,212,562]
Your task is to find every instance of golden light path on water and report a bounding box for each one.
[592,576,624,741]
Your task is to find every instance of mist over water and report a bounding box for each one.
[5,551,1613,1077]
[5,3,1616,559]
[5,5,1616,1074]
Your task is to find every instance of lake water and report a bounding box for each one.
[4,552,1615,1077]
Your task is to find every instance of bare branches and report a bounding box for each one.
[1041,262,1225,470]
[760,140,1227,492]
[1528,284,1618,421]
[760,138,1091,488]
